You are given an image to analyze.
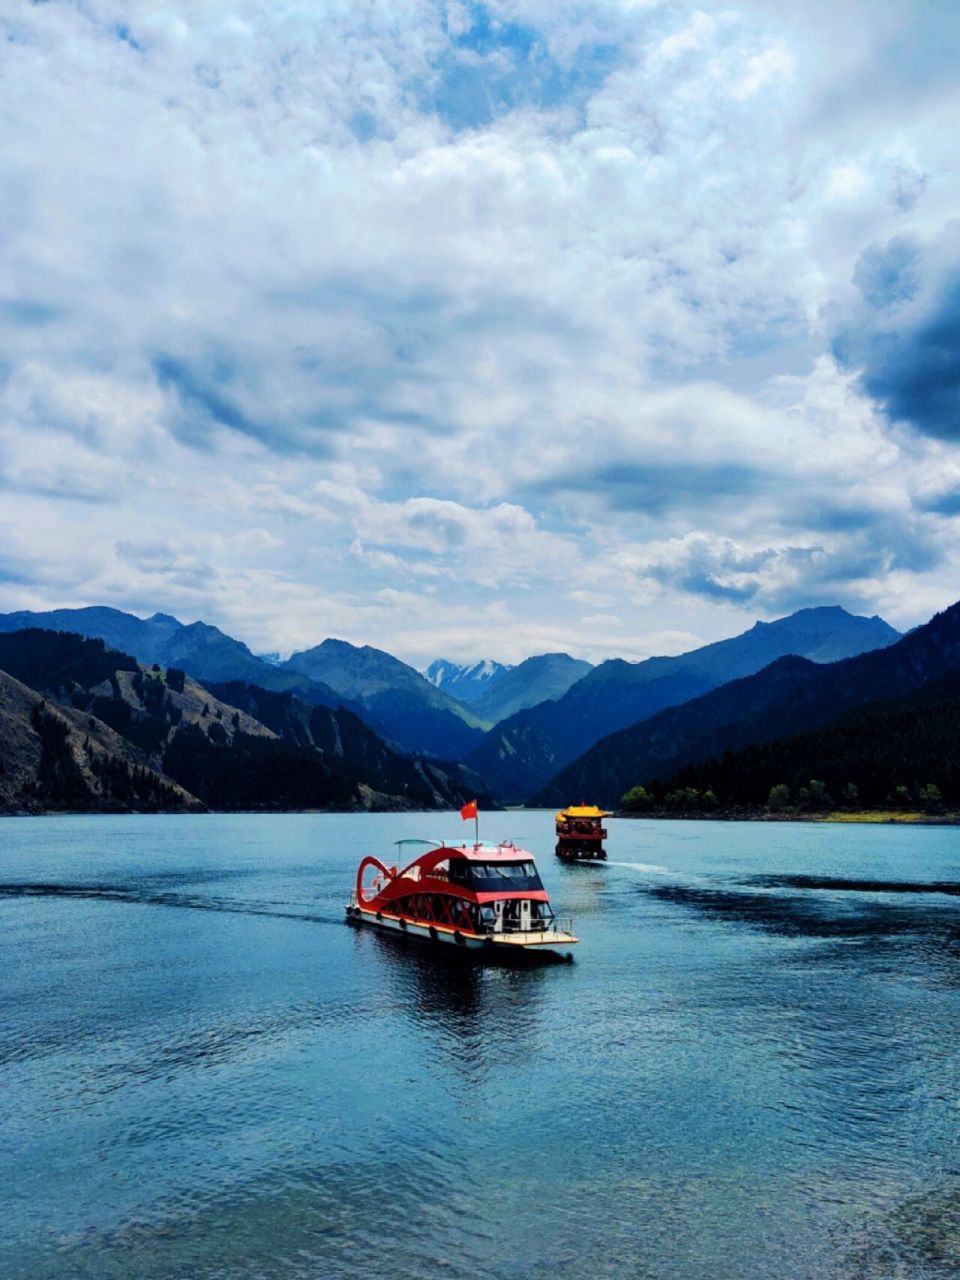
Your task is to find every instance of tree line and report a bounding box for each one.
[620,667,960,815]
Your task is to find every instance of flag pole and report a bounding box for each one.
[460,798,479,845]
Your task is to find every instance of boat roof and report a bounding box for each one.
[556,805,612,819]
[440,841,534,862]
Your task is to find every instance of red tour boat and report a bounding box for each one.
[345,837,578,954]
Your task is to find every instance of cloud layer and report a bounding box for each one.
[1,0,959,664]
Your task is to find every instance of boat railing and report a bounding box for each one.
[546,915,575,937]
[482,915,574,937]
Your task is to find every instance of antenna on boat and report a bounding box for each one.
[460,798,479,847]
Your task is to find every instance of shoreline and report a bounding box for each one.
[4,806,958,824]
[613,809,960,826]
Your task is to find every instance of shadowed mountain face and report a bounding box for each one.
[0,668,201,815]
[466,607,900,802]
[282,638,488,759]
[0,632,205,815]
[647,666,960,810]
[0,606,305,690]
[469,653,593,723]
[534,600,960,807]
[0,631,494,814]
[207,680,496,811]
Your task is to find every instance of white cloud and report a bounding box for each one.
[0,0,958,663]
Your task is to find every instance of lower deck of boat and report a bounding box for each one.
[345,903,577,953]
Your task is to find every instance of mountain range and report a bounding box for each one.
[650,666,960,811]
[426,653,592,722]
[0,606,288,687]
[281,638,490,758]
[465,606,900,802]
[0,608,492,760]
[0,608,605,763]
[0,601,929,815]
[534,601,960,807]
[0,629,492,814]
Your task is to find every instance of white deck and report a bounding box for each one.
[346,905,578,950]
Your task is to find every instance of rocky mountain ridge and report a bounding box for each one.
[0,630,491,814]
[535,601,959,807]
[466,606,901,802]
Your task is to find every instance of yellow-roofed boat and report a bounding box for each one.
[555,804,611,862]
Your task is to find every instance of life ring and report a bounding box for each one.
[376,910,383,922]
[454,931,465,947]
[428,926,438,941]
[399,917,407,930]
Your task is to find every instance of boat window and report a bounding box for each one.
[467,861,543,890]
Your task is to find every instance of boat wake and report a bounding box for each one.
[604,860,672,874]
[744,874,960,897]
[0,882,340,926]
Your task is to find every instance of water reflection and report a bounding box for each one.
[640,879,960,940]
[352,928,556,1081]
[834,1175,960,1278]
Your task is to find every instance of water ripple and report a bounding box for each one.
[4,815,960,1279]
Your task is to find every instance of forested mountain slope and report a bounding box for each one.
[647,666,960,810]
[0,631,493,813]
[0,667,200,814]
[533,601,959,808]
[283,638,489,758]
[468,607,899,802]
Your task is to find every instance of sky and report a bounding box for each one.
[1,0,959,667]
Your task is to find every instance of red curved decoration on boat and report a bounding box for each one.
[356,855,392,906]
[358,848,447,903]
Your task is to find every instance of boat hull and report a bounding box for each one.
[345,904,577,953]
[556,845,607,861]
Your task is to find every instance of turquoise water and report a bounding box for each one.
[3,812,960,1278]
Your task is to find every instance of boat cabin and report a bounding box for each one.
[555,805,610,861]
[358,842,558,936]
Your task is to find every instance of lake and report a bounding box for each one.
[3,812,960,1279]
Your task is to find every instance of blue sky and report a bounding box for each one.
[1,0,959,664]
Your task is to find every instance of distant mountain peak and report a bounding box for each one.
[315,637,374,657]
[532,594,960,809]
[280,636,489,757]
[792,604,850,616]
[424,657,509,695]
[465,606,900,802]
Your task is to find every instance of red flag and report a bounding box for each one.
[460,799,478,821]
